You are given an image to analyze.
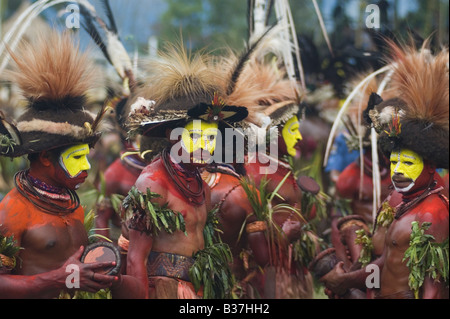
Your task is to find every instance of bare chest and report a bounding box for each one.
[386,215,416,250]
[21,215,88,256]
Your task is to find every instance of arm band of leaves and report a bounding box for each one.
[122,186,186,236]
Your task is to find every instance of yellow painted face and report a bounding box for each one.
[59,144,91,178]
[282,115,303,157]
[181,120,219,155]
[390,148,424,181]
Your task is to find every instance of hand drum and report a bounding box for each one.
[81,242,121,276]
[297,175,321,195]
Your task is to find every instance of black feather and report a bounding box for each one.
[227,23,277,96]
[264,0,274,27]
[247,0,255,41]
[79,5,112,64]
[363,92,383,125]
[99,0,119,35]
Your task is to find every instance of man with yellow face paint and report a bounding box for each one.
[390,148,425,193]
[243,113,321,299]
[126,113,234,298]
[123,42,249,299]
[59,143,92,178]
[180,120,219,165]
[0,31,146,299]
[320,42,449,300]
[281,115,303,158]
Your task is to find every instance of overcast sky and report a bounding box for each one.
[40,0,421,49]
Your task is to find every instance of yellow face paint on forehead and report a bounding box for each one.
[282,115,303,157]
[390,148,424,181]
[181,120,219,155]
[59,143,91,178]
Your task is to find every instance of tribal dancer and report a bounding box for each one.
[321,40,449,299]
[122,42,248,299]
[222,47,322,298]
[199,163,269,298]
[0,31,144,299]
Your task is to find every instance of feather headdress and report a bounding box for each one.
[127,41,249,137]
[79,0,135,95]
[0,30,104,157]
[222,53,299,128]
[366,39,449,169]
[236,0,306,130]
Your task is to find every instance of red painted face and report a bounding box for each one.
[55,165,88,190]
[46,149,88,191]
[54,162,88,191]
[408,161,435,193]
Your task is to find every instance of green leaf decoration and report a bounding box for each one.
[292,223,326,267]
[189,242,234,299]
[122,186,187,237]
[239,173,316,268]
[203,205,222,247]
[376,201,396,228]
[0,229,23,270]
[354,229,374,268]
[403,221,449,299]
[0,134,18,154]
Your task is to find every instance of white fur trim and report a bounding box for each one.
[17,119,89,138]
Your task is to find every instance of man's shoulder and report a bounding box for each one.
[0,188,30,212]
[0,188,31,235]
[135,158,167,193]
[140,157,164,175]
[410,193,449,227]
[420,192,449,211]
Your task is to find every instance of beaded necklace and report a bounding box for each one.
[27,173,71,201]
[161,148,205,206]
[14,170,80,217]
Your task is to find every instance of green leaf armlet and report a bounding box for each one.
[121,186,187,236]
[403,221,449,299]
